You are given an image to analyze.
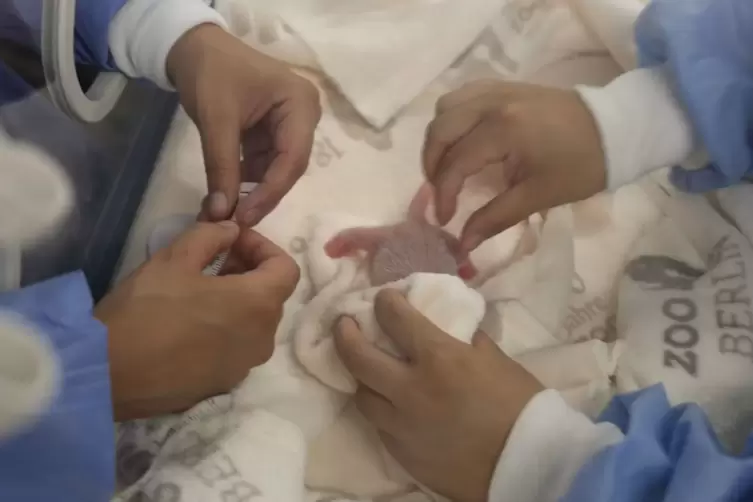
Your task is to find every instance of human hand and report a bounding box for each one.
[334,290,543,502]
[167,24,322,225]
[423,80,606,253]
[95,222,299,421]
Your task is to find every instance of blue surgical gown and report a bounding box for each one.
[634,0,753,192]
[560,1,753,499]
[0,0,127,70]
[0,1,125,501]
[562,386,753,501]
[0,273,114,502]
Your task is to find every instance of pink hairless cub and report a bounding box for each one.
[324,183,477,286]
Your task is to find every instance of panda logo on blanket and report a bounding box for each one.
[625,255,705,291]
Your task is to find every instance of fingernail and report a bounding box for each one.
[333,316,357,336]
[218,220,238,230]
[332,316,346,336]
[208,192,229,219]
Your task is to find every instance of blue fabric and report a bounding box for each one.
[1,0,127,69]
[561,385,753,502]
[634,0,753,192]
[0,272,115,502]
[0,60,32,105]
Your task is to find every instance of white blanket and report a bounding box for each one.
[613,179,753,454]
[112,0,670,501]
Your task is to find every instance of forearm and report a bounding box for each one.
[108,0,228,90]
[0,273,116,502]
[487,389,624,502]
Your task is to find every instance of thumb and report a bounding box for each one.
[460,177,546,253]
[200,113,242,221]
[162,221,240,271]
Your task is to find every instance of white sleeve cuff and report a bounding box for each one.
[576,67,697,191]
[108,0,229,91]
[487,389,624,502]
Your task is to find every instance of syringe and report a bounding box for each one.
[202,182,258,276]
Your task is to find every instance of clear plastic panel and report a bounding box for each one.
[0,0,178,298]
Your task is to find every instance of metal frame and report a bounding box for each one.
[41,0,126,123]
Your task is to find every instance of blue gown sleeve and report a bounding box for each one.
[634,0,753,192]
[0,272,115,502]
[2,0,127,70]
[560,385,753,502]
[73,0,129,69]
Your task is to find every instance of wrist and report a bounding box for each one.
[109,0,228,90]
[167,23,228,88]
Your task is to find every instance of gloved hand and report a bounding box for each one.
[94,221,300,420]
[167,24,322,226]
[422,80,606,253]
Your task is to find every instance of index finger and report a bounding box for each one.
[422,106,484,186]
[199,104,242,221]
[231,229,301,297]
[460,176,549,253]
[434,79,500,113]
[236,88,321,226]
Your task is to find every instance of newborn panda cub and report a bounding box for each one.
[324,183,477,285]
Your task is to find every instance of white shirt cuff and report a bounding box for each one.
[487,389,624,502]
[576,67,698,191]
[108,0,229,91]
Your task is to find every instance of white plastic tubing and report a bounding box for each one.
[41,0,127,123]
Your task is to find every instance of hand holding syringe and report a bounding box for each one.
[203,182,258,276]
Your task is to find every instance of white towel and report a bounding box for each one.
[296,270,485,395]
[276,0,506,129]
[215,0,505,129]
[566,0,644,71]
